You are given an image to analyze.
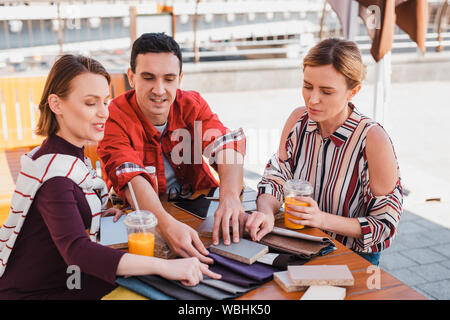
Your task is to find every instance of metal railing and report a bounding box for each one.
[0,0,448,67]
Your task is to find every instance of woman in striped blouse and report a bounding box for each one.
[245,38,402,265]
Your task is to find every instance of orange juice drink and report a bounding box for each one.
[123,210,158,256]
[283,179,313,230]
[284,197,309,229]
[128,232,155,256]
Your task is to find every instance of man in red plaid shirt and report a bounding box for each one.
[98,33,246,264]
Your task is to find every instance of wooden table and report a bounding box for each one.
[104,193,428,300]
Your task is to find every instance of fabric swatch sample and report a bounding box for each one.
[258,232,335,259]
[209,238,268,264]
[208,251,278,282]
[137,275,208,300]
[300,285,346,300]
[273,271,307,293]
[288,265,354,286]
[208,262,262,287]
[256,253,310,269]
[115,276,174,300]
[201,275,253,295]
[169,279,236,300]
[137,275,239,300]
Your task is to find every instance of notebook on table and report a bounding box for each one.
[99,215,128,249]
[172,196,216,219]
[206,186,258,203]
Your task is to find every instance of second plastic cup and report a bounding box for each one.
[123,210,158,256]
[283,179,313,230]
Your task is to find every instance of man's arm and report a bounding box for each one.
[189,93,247,245]
[212,148,245,245]
[98,105,212,264]
[124,175,169,224]
[125,175,213,264]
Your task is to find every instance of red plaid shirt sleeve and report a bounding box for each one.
[97,111,156,205]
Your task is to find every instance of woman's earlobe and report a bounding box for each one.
[48,94,62,115]
[351,85,362,99]
[347,85,361,102]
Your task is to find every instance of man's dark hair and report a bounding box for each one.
[130,33,183,74]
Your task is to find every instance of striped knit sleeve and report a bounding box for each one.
[257,126,297,203]
[356,164,403,253]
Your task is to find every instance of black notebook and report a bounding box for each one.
[173,187,258,220]
[172,196,217,219]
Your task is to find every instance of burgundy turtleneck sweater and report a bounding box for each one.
[0,135,125,299]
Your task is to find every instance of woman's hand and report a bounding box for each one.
[101,207,125,222]
[117,254,221,285]
[244,211,274,242]
[285,196,328,229]
[159,257,221,286]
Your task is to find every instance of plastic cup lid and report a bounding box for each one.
[284,179,313,195]
[123,210,158,228]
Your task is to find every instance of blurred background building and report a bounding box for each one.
[0,0,448,73]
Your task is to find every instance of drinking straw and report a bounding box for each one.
[127,181,141,212]
[127,182,146,228]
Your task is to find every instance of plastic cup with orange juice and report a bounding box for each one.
[283,179,313,229]
[123,210,158,256]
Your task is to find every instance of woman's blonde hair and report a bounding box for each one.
[36,54,110,137]
[302,38,366,89]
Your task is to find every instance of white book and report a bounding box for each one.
[300,285,346,300]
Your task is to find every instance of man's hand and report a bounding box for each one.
[158,217,214,264]
[213,147,245,246]
[212,195,245,245]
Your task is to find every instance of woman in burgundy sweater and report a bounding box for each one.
[0,55,219,299]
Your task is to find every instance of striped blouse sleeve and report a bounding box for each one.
[355,145,403,253]
[257,126,297,203]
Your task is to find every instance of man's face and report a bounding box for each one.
[127,52,183,125]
